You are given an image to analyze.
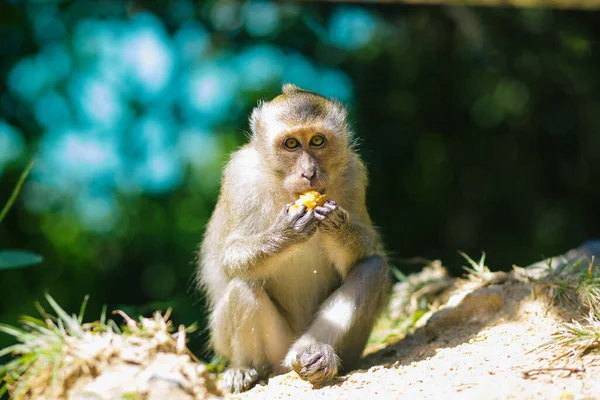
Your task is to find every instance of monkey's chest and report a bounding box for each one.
[264,234,341,334]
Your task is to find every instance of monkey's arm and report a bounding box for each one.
[316,201,383,277]
[212,147,323,280]
[221,205,319,280]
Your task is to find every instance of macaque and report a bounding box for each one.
[197,84,390,393]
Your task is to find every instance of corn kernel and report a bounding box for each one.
[288,190,328,213]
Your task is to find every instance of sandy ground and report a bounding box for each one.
[7,250,599,399]
[236,281,600,400]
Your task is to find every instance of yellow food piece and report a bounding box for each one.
[288,190,328,213]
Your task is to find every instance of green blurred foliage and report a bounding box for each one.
[0,0,599,359]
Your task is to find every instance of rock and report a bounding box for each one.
[515,239,600,281]
[388,260,456,320]
[423,286,505,334]
[69,353,218,400]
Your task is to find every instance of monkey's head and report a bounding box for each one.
[249,84,352,196]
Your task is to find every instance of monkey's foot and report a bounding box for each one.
[221,367,260,394]
[284,342,339,386]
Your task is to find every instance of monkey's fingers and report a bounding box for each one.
[286,203,308,219]
[313,212,327,221]
[300,350,326,369]
[221,368,259,394]
[298,349,338,385]
[281,203,294,214]
[314,205,333,217]
[294,210,320,233]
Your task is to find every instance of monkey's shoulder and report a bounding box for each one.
[218,145,282,225]
[221,146,268,192]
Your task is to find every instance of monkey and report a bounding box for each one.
[197,84,391,394]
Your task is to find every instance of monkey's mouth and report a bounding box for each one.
[288,176,327,196]
[294,188,326,198]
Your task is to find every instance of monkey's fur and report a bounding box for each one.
[198,84,390,393]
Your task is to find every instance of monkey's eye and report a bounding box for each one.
[310,135,326,148]
[284,138,300,150]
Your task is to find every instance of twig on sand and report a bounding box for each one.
[522,367,585,378]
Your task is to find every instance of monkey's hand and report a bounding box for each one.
[314,200,349,233]
[272,203,320,244]
[283,341,339,386]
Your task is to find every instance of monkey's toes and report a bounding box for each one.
[295,343,339,386]
[221,367,259,394]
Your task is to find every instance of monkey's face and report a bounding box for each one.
[276,128,335,195]
[251,92,351,197]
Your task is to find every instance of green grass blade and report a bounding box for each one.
[78,295,90,324]
[19,315,46,327]
[390,265,407,282]
[0,158,35,225]
[20,320,53,336]
[100,305,107,326]
[0,323,28,339]
[45,294,83,337]
[0,344,26,358]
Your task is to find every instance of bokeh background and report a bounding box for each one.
[1,0,599,355]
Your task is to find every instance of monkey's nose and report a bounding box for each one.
[301,171,315,181]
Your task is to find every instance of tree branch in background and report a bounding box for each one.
[315,0,600,10]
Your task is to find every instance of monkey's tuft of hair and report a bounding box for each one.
[282,83,303,95]
[279,83,328,101]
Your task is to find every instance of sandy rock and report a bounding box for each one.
[516,239,600,280]
[69,353,217,400]
[423,285,505,334]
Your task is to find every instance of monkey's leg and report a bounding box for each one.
[283,255,390,385]
[211,279,293,393]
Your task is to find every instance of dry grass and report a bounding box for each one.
[459,251,494,283]
[535,257,600,362]
[539,307,600,361]
[535,256,600,311]
[370,260,453,347]
[0,294,209,400]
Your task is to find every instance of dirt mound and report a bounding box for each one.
[3,243,599,399]
[0,303,220,400]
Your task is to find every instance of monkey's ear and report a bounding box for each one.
[282,83,305,95]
